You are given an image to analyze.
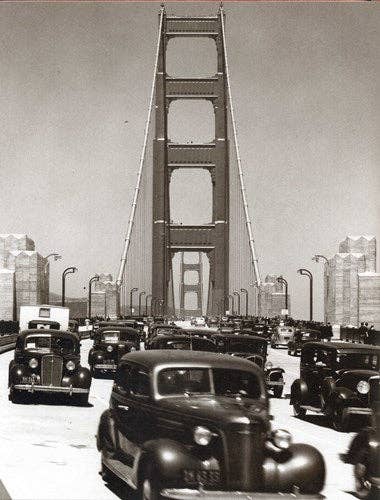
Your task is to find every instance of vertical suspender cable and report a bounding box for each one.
[116,7,164,286]
[221,9,262,287]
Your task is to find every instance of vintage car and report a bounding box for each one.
[287,328,321,356]
[211,334,285,398]
[145,334,218,353]
[97,350,325,499]
[341,375,380,499]
[88,327,140,377]
[8,329,91,405]
[291,342,380,431]
[270,326,295,348]
[147,323,182,340]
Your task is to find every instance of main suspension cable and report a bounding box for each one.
[220,8,262,286]
[116,6,164,286]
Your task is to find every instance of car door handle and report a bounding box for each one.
[118,404,129,411]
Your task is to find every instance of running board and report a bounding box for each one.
[301,405,323,413]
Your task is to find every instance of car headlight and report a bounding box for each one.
[265,361,273,370]
[193,426,213,446]
[29,358,38,369]
[66,360,76,371]
[272,429,292,450]
[357,380,370,394]
[107,345,113,353]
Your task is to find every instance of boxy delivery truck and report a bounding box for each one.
[19,305,70,332]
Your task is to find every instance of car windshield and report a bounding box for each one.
[24,334,75,354]
[157,368,261,399]
[337,352,378,371]
[101,330,137,342]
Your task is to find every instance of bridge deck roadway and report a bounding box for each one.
[0,332,357,499]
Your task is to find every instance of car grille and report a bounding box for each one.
[41,355,63,386]
[223,423,265,490]
[183,469,221,487]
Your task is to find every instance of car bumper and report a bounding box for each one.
[344,406,372,417]
[94,363,117,371]
[161,489,323,499]
[13,384,89,395]
[267,381,284,387]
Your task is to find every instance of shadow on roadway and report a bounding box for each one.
[12,393,94,408]
[102,473,137,499]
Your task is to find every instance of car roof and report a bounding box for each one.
[19,329,79,340]
[120,349,264,374]
[211,333,266,341]
[303,341,380,352]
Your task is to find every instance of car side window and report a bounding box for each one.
[129,368,150,398]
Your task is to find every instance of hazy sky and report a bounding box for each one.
[0,1,379,320]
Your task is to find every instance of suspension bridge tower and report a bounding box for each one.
[152,10,229,315]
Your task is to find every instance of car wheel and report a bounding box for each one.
[139,465,161,500]
[332,402,349,432]
[293,401,306,418]
[9,389,25,404]
[354,448,372,499]
[75,393,89,406]
[273,386,283,398]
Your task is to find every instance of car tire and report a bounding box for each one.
[331,401,349,432]
[9,388,25,404]
[354,447,372,499]
[75,393,89,406]
[293,401,306,418]
[139,464,162,500]
[273,386,283,398]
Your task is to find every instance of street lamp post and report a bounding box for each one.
[145,294,152,316]
[240,288,248,317]
[312,254,329,324]
[61,267,78,307]
[43,253,62,303]
[88,274,100,319]
[297,268,313,321]
[129,287,138,317]
[276,277,288,314]
[138,291,146,316]
[233,291,241,316]
[228,294,235,315]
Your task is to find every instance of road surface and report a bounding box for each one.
[0,330,358,499]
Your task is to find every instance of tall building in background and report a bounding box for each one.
[326,235,379,327]
[259,274,290,318]
[91,273,118,319]
[0,234,48,320]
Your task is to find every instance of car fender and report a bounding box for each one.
[75,366,92,388]
[97,409,118,453]
[290,379,308,405]
[138,439,203,485]
[329,387,357,406]
[263,443,325,494]
[346,429,379,475]
[266,368,284,381]
[9,363,26,387]
[88,348,94,364]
